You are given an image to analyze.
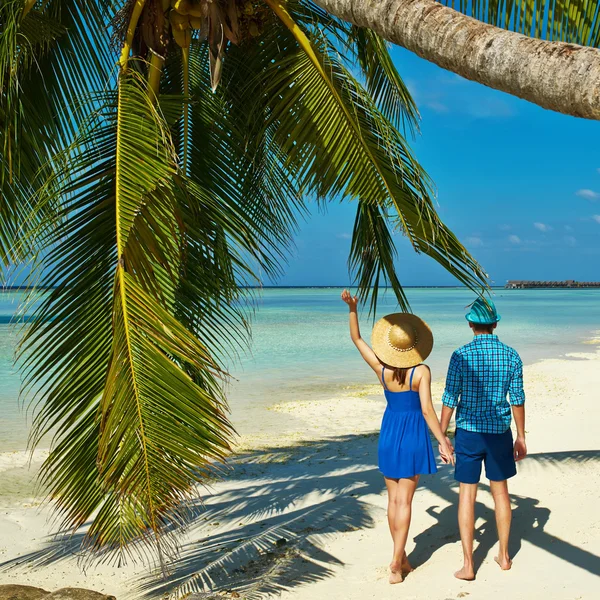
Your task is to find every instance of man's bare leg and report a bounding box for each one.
[455,482,477,580]
[490,479,513,570]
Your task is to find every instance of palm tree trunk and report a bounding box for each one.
[311,0,600,119]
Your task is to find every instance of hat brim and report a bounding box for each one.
[371,313,434,369]
[465,314,501,324]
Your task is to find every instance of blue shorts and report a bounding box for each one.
[454,428,516,484]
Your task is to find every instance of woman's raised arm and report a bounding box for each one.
[341,290,381,374]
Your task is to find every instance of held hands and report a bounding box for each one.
[341,289,358,310]
[514,436,527,461]
[438,436,455,466]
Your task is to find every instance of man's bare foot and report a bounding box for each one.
[389,561,404,584]
[494,555,513,570]
[454,565,475,581]
[389,570,404,584]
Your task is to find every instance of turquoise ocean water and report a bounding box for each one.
[1,287,599,451]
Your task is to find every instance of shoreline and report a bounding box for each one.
[1,331,598,498]
[1,339,599,598]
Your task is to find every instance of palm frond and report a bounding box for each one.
[349,200,410,312]
[0,0,118,265]
[158,40,303,362]
[19,71,238,562]
[249,2,488,312]
[290,4,420,134]
[347,25,420,137]
[437,0,600,47]
[0,0,63,263]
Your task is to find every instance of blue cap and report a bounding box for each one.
[466,297,501,324]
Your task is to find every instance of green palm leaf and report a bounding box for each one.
[253,1,487,312]
[0,0,118,264]
[0,1,62,263]
[348,25,420,137]
[437,0,600,47]
[159,42,302,361]
[20,72,236,560]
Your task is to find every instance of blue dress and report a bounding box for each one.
[378,366,438,479]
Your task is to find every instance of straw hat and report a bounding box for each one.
[371,313,433,368]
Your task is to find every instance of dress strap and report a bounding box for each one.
[409,366,417,390]
[381,366,389,391]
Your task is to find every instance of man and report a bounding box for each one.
[440,297,527,580]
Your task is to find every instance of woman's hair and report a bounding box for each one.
[385,364,409,385]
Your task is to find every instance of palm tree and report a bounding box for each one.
[313,0,600,119]
[0,0,486,564]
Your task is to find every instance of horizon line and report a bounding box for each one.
[0,284,584,291]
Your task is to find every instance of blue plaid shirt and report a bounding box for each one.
[442,334,525,434]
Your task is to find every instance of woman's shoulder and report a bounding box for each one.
[414,363,431,381]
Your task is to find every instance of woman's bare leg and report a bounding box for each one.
[385,475,419,583]
[385,477,398,537]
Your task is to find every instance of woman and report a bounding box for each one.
[341,290,454,584]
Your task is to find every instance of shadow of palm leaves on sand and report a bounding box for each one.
[133,440,600,599]
[137,502,354,599]
[0,529,89,570]
[1,436,599,599]
[134,435,384,599]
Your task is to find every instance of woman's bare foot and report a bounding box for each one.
[401,553,414,573]
[494,555,513,570]
[454,565,475,581]
[389,561,404,584]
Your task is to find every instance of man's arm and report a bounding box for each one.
[439,351,462,455]
[440,405,454,436]
[509,355,527,461]
[440,351,462,434]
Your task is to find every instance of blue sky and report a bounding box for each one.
[276,46,600,287]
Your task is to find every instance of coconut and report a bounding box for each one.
[170,10,190,30]
[171,0,192,15]
[172,27,191,48]
[188,1,206,18]
[189,16,204,29]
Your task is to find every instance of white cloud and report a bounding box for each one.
[404,79,418,98]
[437,74,468,86]
[508,235,521,245]
[467,98,515,119]
[576,189,600,200]
[336,232,351,239]
[533,222,552,232]
[565,225,573,232]
[499,224,511,231]
[465,236,483,247]
[426,101,450,113]
[564,236,577,247]
[597,168,600,174]
[411,76,515,120]
[593,215,600,224]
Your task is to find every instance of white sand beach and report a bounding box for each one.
[1,349,599,599]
